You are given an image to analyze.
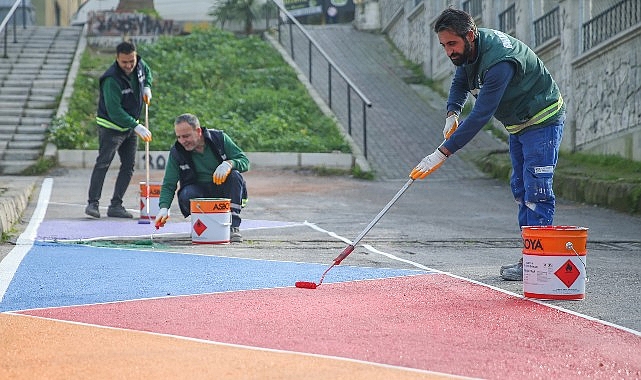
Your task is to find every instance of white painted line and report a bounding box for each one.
[0,178,53,301]
[303,221,641,337]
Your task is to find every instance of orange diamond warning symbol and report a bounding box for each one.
[554,259,580,288]
[193,219,208,236]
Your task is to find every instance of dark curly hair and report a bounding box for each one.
[433,8,477,38]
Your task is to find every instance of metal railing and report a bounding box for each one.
[583,0,640,51]
[265,0,372,159]
[533,6,560,47]
[498,4,516,36]
[0,0,27,58]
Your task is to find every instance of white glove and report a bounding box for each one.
[154,208,169,229]
[143,86,152,105]
[443,114,458,139]
[213,161,232,185]
[410,148,447,180]
[134,124,152,142]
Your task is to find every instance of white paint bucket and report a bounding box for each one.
[522,226,588,300]
[190,198,231,244]
[139,182,161,222]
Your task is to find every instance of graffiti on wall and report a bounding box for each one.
[87,11,182,38]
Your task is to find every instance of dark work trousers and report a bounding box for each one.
[87,126,138,207]
[177,170,246,228]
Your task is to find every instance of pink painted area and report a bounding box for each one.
[22,275,641,379]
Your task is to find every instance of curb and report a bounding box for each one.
[470,150,641,216]
[55,149,355,171]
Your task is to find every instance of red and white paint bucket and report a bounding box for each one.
[190,198,231,244]
[139,182,161,222]
[522,226,588,300]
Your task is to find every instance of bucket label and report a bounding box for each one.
[554,259,580,288]
[523,254,586,299]
[523,237,543,251]
[193,219,207,236]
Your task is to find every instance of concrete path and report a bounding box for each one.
[0,167,640,378]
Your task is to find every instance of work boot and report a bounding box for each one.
[500,259,523,281]
[107,205,133,218]
[85,202,100,218]
[230,227,242,243]
[500,257,523,271]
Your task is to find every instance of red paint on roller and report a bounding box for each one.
[294,281,317,289]
[295,245,356,289]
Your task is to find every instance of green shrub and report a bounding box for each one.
[50,27,350,154]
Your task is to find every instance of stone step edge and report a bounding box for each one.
[54,148,356,171]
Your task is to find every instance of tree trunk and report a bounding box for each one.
[116,0,156,12]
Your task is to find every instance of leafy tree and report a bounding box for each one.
[209,0,258,35]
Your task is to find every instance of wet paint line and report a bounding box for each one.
[304,221,641,337]
[0,178,52,302]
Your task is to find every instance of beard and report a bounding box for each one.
[449,38,473,66]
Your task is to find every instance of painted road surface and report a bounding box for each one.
[1,179,640,379]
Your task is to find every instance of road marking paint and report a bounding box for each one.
[303,221,641,337]
[0,178,53,301]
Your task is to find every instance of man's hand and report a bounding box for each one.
[443,114,458,139]
[143,87,152,105]
[154,208,169,229]
[410,148,447,180]
[134,124,152,142]
[213,161,232,185]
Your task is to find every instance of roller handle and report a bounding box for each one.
[333,245,355,265]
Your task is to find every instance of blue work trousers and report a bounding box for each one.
[509,119,564,227]
[177,170,246,228]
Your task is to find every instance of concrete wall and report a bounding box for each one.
[32,0,86,26]
[359,0,641,161]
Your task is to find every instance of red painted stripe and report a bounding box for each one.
[21,274,641,379]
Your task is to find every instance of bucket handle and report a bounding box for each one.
[565,242,588,283]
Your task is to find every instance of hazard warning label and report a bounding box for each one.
[193,219,208,236]
[554,259,580,288]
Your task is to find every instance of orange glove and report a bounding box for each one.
[213,161,232,185]
[134,124,152,142]
[410,148,447,180]
[443,114,458,139]
[143,86,152,105]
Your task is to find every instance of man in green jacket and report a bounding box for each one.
[154,113,250,243]
[411,8,565,281]
[85,41,153,219]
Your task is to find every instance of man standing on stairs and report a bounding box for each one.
[85,41,153,219]
[410,8,565,281]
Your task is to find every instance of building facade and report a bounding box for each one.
[355,0,641,161]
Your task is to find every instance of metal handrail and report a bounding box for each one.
[1,0,27,58]
[265,0,372,158]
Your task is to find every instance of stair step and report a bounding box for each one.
[7,140,45,149]
[0,160,38,175]
[12,133,46,142]
[0,25,81,172]
[2,148,42,161]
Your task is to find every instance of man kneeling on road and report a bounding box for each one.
[154,113,249,243]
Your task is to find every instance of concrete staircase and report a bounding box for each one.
[0,25,82,174]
